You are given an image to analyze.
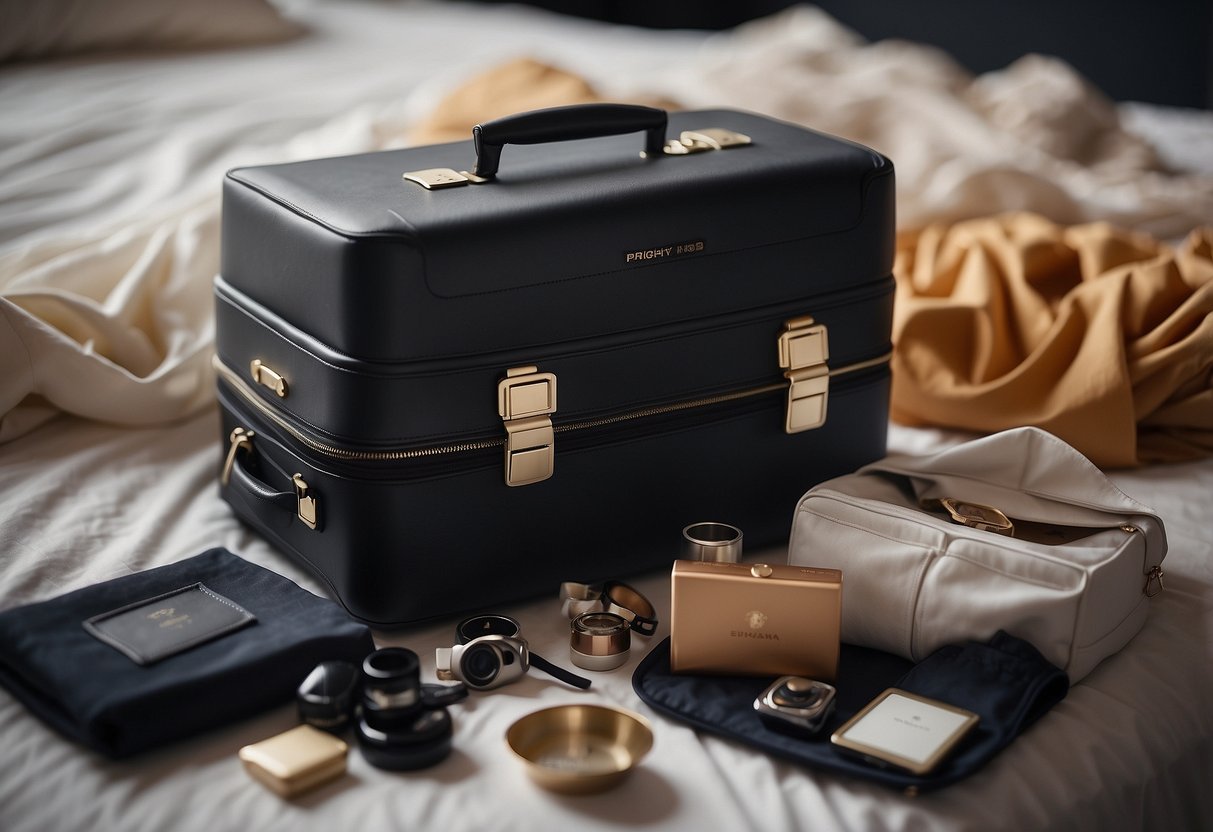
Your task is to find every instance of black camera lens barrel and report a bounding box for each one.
[357,647,459,771]
[362,647,422,709]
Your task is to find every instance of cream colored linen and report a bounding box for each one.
[2,1,1211,447]
[0,0,303,62]
[891,214,1213,468]
[1,4,1212,830]
[648,7,1213,239]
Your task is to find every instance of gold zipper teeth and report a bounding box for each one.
[214,350,890,462]
[556,384,784,433]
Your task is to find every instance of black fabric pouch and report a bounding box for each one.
[0,548,374,758]
[632,631,1068,792]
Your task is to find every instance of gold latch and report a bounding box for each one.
[221,427,255,486]
[662,127,752,155]
[292,473,318,530]
[250,359,288,398]
[401,168,490,190]
[778,316,830,433]
[498,365,557,487]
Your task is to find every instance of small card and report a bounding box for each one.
[830,688,978,775]
[83,583,256,666]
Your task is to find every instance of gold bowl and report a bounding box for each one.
[505,704,654,795]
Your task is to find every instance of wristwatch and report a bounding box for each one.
[924,497,1015,536]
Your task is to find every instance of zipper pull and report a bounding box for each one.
[1144,565,1164,597]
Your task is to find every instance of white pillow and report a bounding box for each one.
[0,0,304,63]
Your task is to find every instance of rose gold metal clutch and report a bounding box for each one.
[670,559,841,679]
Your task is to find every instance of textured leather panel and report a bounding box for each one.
[220,109,894,360]
[215,273,893,444]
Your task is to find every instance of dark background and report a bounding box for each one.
[476,0,1212,109]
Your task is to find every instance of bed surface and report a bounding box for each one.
[1,2,1210,830]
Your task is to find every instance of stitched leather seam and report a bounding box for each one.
[217,275,892,372]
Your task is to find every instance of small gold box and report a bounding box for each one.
[238,724,348,798]
[670,559,842,679]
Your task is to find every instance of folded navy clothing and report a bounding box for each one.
[633,631,1068,792]
[0,548,374,758]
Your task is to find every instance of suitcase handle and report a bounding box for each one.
[223,428,321,532]
[472,104,667,179]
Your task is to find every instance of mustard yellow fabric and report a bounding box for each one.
[892,214,1213,467]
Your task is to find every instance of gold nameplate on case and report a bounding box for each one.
[778,316,830,433]
[498,366,558,487]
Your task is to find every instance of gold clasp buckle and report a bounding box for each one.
[498,366,557,487]
[292,473,318,530]
[401,168,490,190]
[662,127,752,156]
[778,316,829,433]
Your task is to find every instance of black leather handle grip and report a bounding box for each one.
[472,104,667,178]
[224,448,322,531]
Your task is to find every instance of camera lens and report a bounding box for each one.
[362,647,422,713]
[460,643,502,687]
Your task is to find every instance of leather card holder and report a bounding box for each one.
[83,583,256,666]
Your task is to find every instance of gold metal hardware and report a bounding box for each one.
[402,168,490,190]
[498,366,558,486]
[778,316,830,433]
[221,427,255,487]
[661,127,752,156]
[215,348,888,466]
[250,359,288,398]
[292,473,318,530]
[402,168,468,190]
[681,128,752,150]
[1144,565,1164,597]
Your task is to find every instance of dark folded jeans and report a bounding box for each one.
[0,548,374,758]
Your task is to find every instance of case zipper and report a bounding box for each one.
[213,350,890,464]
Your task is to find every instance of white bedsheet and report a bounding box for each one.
[1,412,1209,832]
[1,2,1211,830]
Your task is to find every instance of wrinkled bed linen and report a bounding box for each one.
[1,4,1212,830]
[2,3,1211,442]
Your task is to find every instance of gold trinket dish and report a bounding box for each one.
[505,704,653,794]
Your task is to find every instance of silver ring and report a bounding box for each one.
[682,521,744,563]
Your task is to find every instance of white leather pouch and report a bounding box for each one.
[788,427,1167,682]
